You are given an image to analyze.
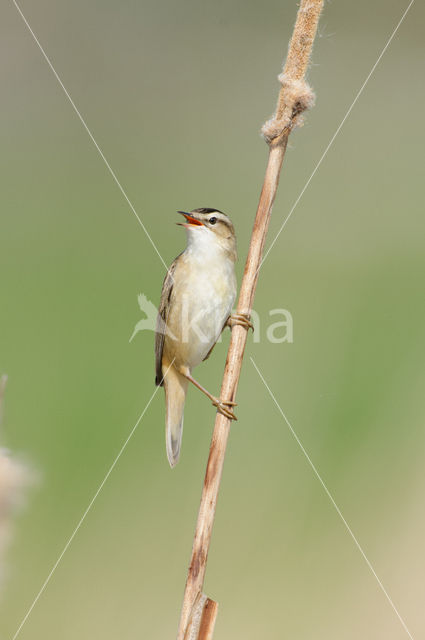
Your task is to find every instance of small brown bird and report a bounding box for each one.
[155,208,252,467]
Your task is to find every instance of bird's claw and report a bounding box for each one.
[212,398,238,421]
[227,313,254,332]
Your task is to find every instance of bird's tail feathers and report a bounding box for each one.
[164,366,188,467]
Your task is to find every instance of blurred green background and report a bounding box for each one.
[1,0,424,638]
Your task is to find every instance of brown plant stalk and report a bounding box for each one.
[177,1,323,637]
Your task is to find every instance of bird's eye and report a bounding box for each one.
[209,217,217,225]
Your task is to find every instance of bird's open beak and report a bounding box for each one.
[177,211,204,227]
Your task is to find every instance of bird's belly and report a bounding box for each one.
[166,268,235,369]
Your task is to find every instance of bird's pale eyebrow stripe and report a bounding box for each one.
[208,213,230,223]
[192,209,233,228]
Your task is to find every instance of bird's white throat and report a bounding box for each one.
[184,226,231,264]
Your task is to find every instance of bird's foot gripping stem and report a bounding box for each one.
[212,398,238,421]
[227,313,254,332]
[182,370,238,421]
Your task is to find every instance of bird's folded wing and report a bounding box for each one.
[155,257,179,386]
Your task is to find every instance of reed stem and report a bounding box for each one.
[177,2,323,637]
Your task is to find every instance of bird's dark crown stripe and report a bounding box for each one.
[192,207,223,215]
